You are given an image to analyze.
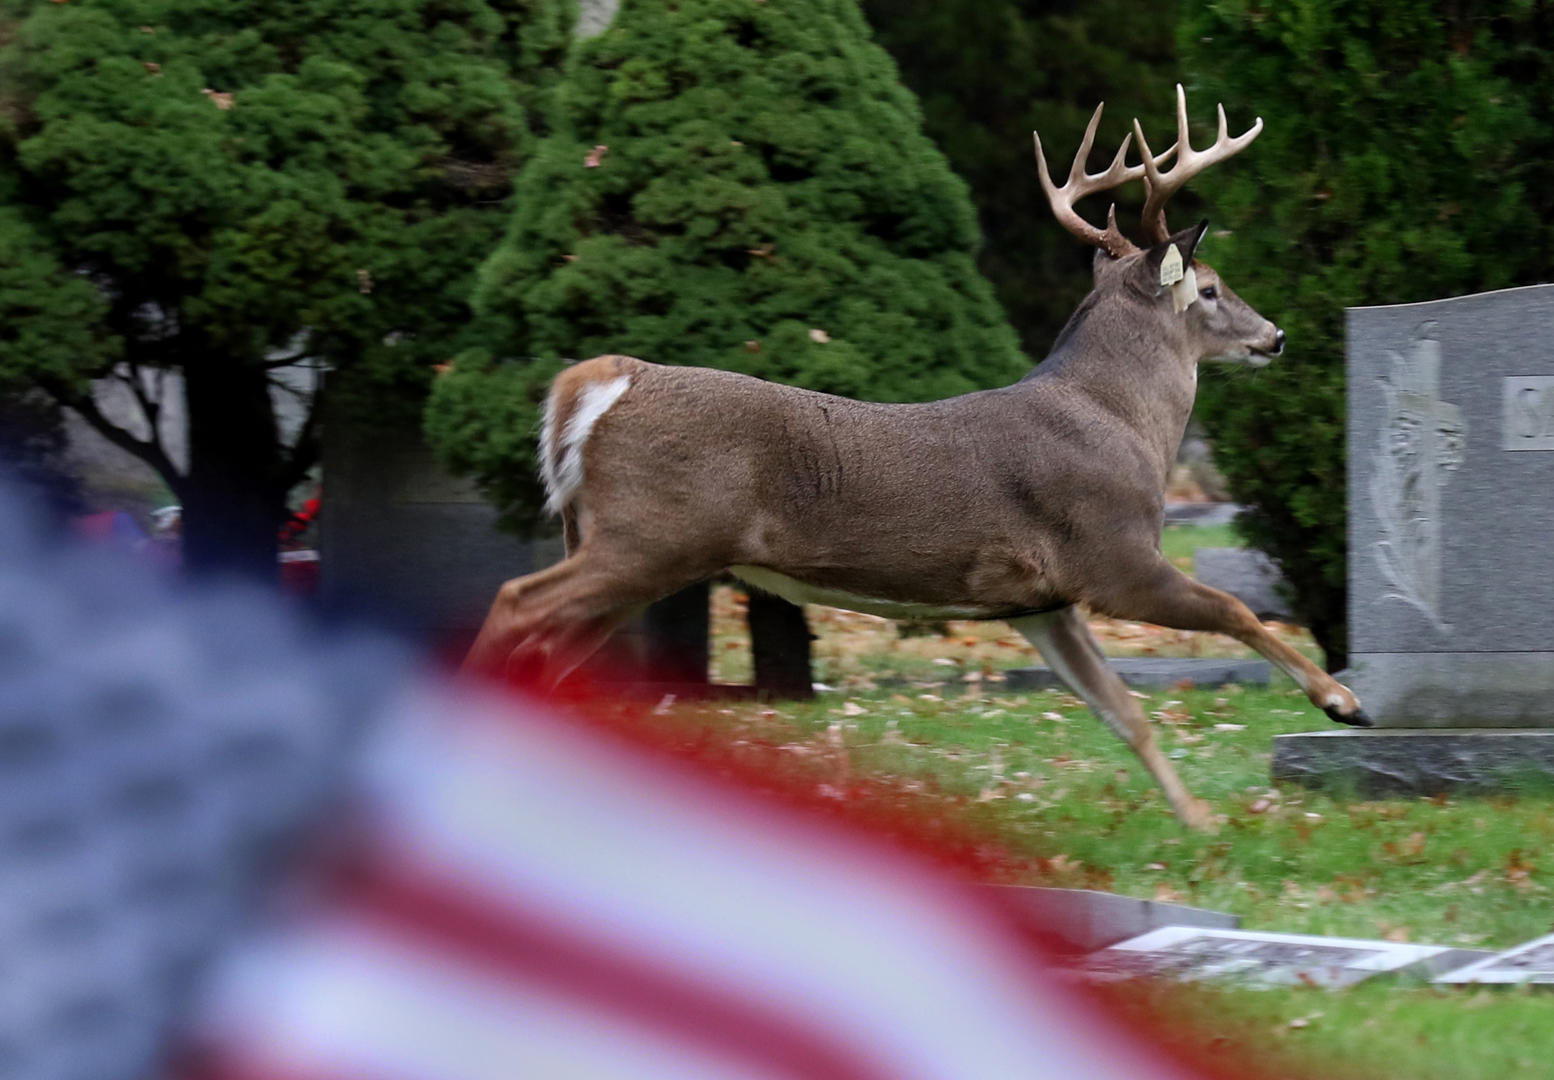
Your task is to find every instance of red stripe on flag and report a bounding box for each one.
[316,852,899,1080]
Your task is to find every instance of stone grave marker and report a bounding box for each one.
[1079,926,1478,988]
[1275,285,1554,793]
[1006,656,1270,692]
[988,886,1239,953]
[320,415,707,683]
[1435,932,1554,985]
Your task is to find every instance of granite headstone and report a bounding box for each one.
[1347,285,1554,726]
[1275,285,1554,792]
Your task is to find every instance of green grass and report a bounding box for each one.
[662,679,1554,1079]
[1160,521,1243,569]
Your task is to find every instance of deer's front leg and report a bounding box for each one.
[1012,607,1214,830]
[1094,560,1372,727]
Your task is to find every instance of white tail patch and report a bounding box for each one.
[541,374,631,515]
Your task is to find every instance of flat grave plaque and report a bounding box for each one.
[987,886,1239,953]
[1080,926,1466,988]
[1005,657,1271,691]
[1435,933,1554,985]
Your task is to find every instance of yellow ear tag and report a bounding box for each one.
[1171,265,1198,313]
[1159,243,1184,288]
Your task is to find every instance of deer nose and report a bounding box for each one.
[1271,328,1286,355]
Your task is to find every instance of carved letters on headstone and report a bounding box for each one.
[1502,375,1554,451]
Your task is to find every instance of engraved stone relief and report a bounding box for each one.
[1370,323,1466,633]
[575,0,620,39]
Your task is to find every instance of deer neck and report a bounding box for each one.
[1035,295,1199,479]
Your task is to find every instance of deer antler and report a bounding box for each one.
[1134,84,1263,244]
[1034,102,1169,258]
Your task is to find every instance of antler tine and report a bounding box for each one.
[1034,102,1146,258]
[1136,83,1263,244]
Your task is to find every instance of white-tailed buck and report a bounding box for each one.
[464,85,1369,828]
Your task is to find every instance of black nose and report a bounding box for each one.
[1272,328,1286,355]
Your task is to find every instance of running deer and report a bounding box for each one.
[463,85,1370,828]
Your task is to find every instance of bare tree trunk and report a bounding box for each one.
[181,361,286,581]
[641,581,710,685]
[747,589,814,700]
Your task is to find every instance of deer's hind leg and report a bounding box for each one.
[461,540,717,689]
[1012,606,1213,830]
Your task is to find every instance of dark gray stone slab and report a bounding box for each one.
[1436,933,1554,984]
[988,886,1238,953]
[1348,287,1554,727]
[320,417,560,635]
[1272,729,1554,795]
[1081,926,1468,988]
[1193,547,1293,622]
[1005,656,1271,690]
[1164,501,1242,527]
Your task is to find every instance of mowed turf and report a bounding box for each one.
[645,682,1554,1080]
[678,538,1553,1080]
[676,521,1551,1078]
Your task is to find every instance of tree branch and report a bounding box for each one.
[119,357,164,448]
[277,392,322,494]
[48,379,185,495]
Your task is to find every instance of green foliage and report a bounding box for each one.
[0,0,568,565]
[861,0,1183,356]
[426,0,1026,529]
[1179,0,1554,667]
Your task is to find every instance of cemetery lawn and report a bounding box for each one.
[654,679,1554,1079]
[1158,521,1242,569]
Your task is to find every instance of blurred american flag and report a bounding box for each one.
[177,686,1187,1080]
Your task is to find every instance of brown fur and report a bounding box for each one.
[463,226,1365,830]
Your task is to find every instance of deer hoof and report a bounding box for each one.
[1180,798,1218,832]
[1324,703,1374,728]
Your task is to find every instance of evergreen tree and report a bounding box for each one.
[425,0,1027,532]
[1179,0,1553,667]
[861,0,1182,356]
[0,0,568,576]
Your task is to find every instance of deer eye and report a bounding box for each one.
[1199,284,1220,301]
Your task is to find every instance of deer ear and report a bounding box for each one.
[1143,219,1210,281]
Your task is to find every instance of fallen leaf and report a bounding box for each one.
[142,61,161,74]
[200,88,234,109]
[744,340,762,352]
[841,700,866,717]
[584,144,609,167]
